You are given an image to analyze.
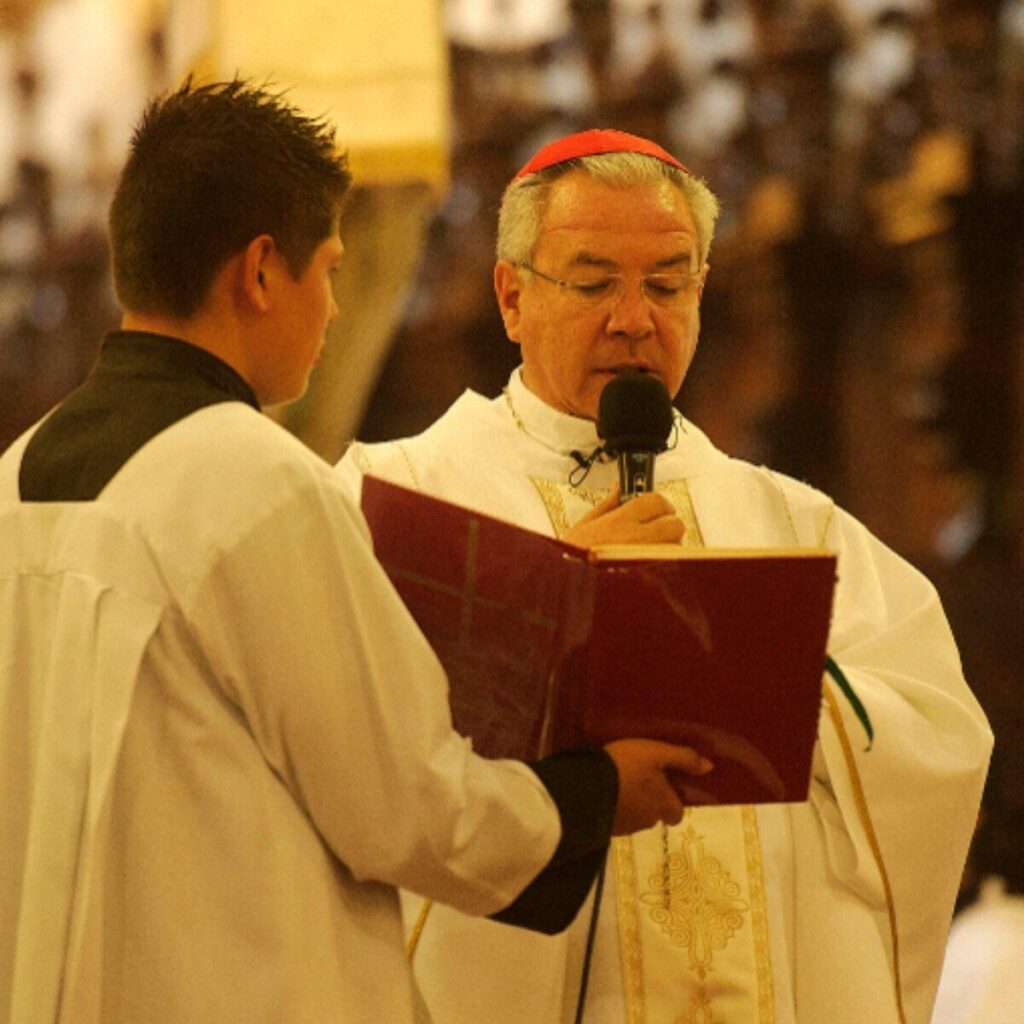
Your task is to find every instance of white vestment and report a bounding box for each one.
[337,368,992,1024]
[0,401,564,1024]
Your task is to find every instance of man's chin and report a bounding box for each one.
[263,377,311,410]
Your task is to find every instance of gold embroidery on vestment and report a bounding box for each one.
[530,477,575,537]
[763,469,836,548]
[659,479,706,546]
[674,988,725,1024]
[535,477,776,1023]
[529,477,707,548]
[824,686,907,1024]
[742,805,777,1019]
[406,898,432,960]
[639,823,750,978]
[530,476,617,537]
[394,441,423,490]
[613,837,649,1024]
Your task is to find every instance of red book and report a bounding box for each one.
[361,475,837,805]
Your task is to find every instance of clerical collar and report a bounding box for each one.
[94,331,260,409]
[19,330,260,501]
[504,368,605,458]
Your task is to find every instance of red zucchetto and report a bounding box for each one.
[513,128,689,179]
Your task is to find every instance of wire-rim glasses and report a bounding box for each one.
[516,262,702,309]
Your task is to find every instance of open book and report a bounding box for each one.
[361,475,838,805]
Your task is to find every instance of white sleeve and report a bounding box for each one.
[187,471,561,916]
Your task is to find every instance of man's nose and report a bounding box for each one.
[605,278,655,337]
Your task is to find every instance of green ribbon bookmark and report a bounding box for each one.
[825,655,874,751]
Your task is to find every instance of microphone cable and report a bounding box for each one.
[573,850,608,1024]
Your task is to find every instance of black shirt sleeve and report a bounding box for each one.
[489,745,617,934]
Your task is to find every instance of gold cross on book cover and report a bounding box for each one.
[360,475,838,805]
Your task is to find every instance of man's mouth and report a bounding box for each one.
[600,364,653,376]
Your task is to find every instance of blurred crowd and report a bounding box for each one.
[0,0,164,456]
[1,0,1022,902]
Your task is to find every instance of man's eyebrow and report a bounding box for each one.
[569,251,618,270]
[653,250,698,270]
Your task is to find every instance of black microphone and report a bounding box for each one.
[597,371,674,501]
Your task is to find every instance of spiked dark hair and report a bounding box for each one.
[109,78,352,318]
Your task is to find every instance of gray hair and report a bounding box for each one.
[496,151,720,268]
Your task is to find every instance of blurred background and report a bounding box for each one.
[1,0,1021,900]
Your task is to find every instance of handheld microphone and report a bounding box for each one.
[597,371,674,501]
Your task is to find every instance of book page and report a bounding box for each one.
[591,544,830,561]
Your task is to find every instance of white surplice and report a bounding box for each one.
[337,368,993,1024]
[0,402,563,1024]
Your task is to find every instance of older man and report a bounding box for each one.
[337,130,993,1024]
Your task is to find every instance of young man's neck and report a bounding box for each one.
[120,310,254,395]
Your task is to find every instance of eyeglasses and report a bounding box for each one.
[517,263,702,309]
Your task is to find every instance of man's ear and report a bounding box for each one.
[494,260,524,344]
[240,235,276,313]
[696,262,710,304]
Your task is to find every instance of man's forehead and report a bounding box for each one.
[539,172,695,236]
[535,177,698,269]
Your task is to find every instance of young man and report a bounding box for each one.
[0,87,710,1024]
[338,130,993,1024]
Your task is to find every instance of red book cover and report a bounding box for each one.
[360,475,837,805]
